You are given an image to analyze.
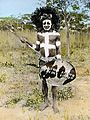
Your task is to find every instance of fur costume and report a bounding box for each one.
[31,7,60,32]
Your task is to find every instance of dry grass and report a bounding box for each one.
[0,30,90,120]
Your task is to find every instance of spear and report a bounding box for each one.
[6,25,40,56]
[6,25,56,63]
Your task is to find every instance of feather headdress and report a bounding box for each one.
[31,7,60,32]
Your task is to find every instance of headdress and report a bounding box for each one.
[31,6,60,32]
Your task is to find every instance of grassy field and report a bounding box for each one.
[0,30,90,120]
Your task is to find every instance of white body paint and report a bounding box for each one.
[38,31,60,57]
[45,33,49,57]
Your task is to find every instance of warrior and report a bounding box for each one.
[30,7,76,112]
[31,7,62,112]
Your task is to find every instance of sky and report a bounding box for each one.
[0,0,44,17]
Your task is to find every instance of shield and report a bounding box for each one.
[40,59,76,86]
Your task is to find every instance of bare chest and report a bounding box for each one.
[37,32,60,44]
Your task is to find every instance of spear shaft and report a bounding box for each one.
[8,28,40,56]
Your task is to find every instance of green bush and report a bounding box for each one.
[57,87,74,101]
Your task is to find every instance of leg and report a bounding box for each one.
[39,78,49,111]
[42,79,48,103]
[51,86,59,113]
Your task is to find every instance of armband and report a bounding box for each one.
[56,54,61,59]
[56,41,61,47]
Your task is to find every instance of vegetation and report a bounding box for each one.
[0,29,90,108]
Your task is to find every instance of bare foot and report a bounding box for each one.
[39,102,49,111]
[52,106,59,113]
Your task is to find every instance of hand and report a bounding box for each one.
[56,54,61,60]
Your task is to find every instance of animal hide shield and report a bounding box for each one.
[40,59,76,86]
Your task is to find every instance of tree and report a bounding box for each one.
[0,16,18,30]
[18,14,34,31]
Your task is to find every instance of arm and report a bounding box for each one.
[55,35,61,59]
[32,34,40,52]
[7,25,40,55]
[20,35,40,52]
[20,36,40,55]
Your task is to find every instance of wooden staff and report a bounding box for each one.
[7,25,41,56]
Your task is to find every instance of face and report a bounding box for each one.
[42,19,52,31]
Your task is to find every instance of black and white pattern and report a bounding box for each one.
[27,31,61,59]
[40,59,76,86]
[31,7,60,32]
[36,31,61,58]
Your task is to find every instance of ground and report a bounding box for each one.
[0,75,90,120]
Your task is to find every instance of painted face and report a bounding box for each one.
[42,19,52,31]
